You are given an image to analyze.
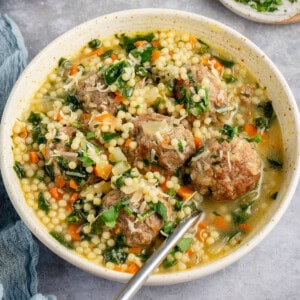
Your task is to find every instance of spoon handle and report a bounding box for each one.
[113,211,202,300]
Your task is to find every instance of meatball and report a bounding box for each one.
[124,114,196,175]
[102,190,172,247]
[45,126,78,176]
[174,64,227,112]
[190,137,261,201]
[76,74,120,114]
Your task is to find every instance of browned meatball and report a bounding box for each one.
[45,126,78,176]
[76,74,120,114]
[124,114,196,175]
[174,64,227,112]
[190,137,261,201]
[102,190,172,247]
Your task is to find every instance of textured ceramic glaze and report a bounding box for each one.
[0,9,299,285]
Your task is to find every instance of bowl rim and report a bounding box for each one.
[1,8,300,285]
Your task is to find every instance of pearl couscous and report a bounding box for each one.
[12,30,283,274]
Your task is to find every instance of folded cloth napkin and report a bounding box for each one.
[0,15,55,300]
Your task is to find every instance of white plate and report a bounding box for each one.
[219,0,300,24]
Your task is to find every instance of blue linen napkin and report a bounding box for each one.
[0,15,55,300]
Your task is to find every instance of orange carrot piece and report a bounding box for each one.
[210,58,224,72]
[69,192,80,204]
[40,147,46,157]
[244,124,258,137]
[124,138,132,148]
[162,139,170,146]
[177,186,194,200]
[238,223,251,232]
[129,247,142,254]
[69,65,78,75]
[114,266,123,272]
[198,222,208,229]
[114,94,125,103]
[126,263,140,274]
[151,40,160,47]
[81,113,91,121]
[151,50,161,62]
[55,112,62,121]
[94,112,113,122]
[29,151,39,164]
[194,137,202,149]
[49,187,62,201]
[87,48,104,57]
[94,163,112,180]
[134,40,148,47]
[214,216,228,230]
[160,177,170,192]
[186,249,194,257]
[69,179,79,190]
[68,224,81,241]
[110,53,118,61]
[114,227,121,235]
[19,127,27,138]
[66,203,73,214]
[189,35,197,47]
[55,175,66,188]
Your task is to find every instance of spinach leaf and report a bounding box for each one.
[102,132,122,143]
[38,192,50,214]
[135,65,150,78]
[101,205,120,228]
[44,164,55,181]
[213,56,234,68]
[65,94,82,111]
[121,32,155,53]
[88,39,101,49]
[27,112,41,125]
[104,247,128,264]
[101,49,113,59]
[231,211,249,224]
[104,60,127,85]
[267,158,283,169]
[177,237,193,252]
[161,221,175,235]
[13,162,25,179]
[50,231,73,249]
[223,74,237,83]
[219,124,239,141]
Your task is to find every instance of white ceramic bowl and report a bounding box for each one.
[1,9,299,285]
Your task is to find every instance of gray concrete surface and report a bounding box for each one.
[1,1,300,299]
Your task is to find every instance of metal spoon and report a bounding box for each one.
[113,210,202,300]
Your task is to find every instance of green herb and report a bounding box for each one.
[121,32,155,53]
[124,206,133,215]
[104,60,127,85]
[86,132,96,139]
[167,189,177,197]
[235,0,288,13]
[231,211,249,225]
[13,162,25,179]
[175,199,183,211]
[271,192,278,200]
[192,146,205,158]
[44,164,55,181]
[161,221,175,235]
[27,112,41,125]
[50,231,73,249]
[58,57,69,67]
[162,257,177,268]
[137,209,155,221]
[267,158,283,169]
[88,39,101,49]
[135,65,150,78]
[167,79,175,92]
[155,201,168,222]
[219,124,239,141]
[65,94,82,111]
[177,237,193,252]
[101,205,119,228]
[254,117,268,130]
[178,140,184,153]
[104,247,128,264]
[65,213,80,224]
[213,56,234,68]
[258,101,273,119]
[32,125,46,145]
[223,74,237,83]
[38,192,49,214]
[142,158,167,170]
[102,132,121,143]
[100,49,113,59]
[246,135,262,143]
[133,47,153,63]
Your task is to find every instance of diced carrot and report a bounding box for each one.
[94,162,112,180]
[66,203,73,214]
[177,104,184,110]
[238,223,251,232]
[124,138,132,148]
[69,65,78,75]
[114,266,123,272]
[134,40,148,47]
[210,58,223,72]
[194,137,202,149]
[189,35,197,47]
[169,50,174,57]
[162,139,170,146]
[69,192,80,204]
[55,175,66,188]
[177,186,194,200]
[244,124,257,137]
[69,179,79,190]
[29,151,39,164]
[40,147,46,158]
[49,187,62,201]
[197,229,207,242]
[160,177,170,192]
[126,263,140,274]
[186,249,194,257]
[151,50,161,62]
[114,227,121,235]
[151,40,160,47]
[114,94,125,103]
[55,112,62,121]
[19,127,27,138]
[200,57,209,65]
[87,48,104,57]
[214,216,228,230]
[81,113,91,121]
[198,222,208,229]
[129,247,142,254]
[68,224,81,241]
[110,53,118,61]
[94,112,114,122]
